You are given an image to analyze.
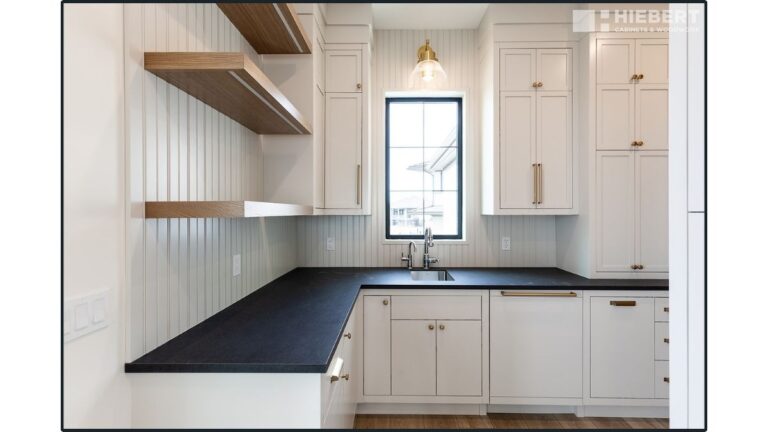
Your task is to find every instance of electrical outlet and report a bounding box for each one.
[326,237,336,251]
[501,236,511,251]
[233,254,241,277]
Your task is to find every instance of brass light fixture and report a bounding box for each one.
[411,39,446,83]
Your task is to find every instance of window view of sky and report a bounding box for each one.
[387,100,461,238]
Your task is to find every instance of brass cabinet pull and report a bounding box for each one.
[428,324,435,330]
[663,377,670,383]
[610,300,637,306]
[532,164,538,204]
[343,332,352,339]
[664,338,669,344]
[537,163,543,204]
[341,373,350,381]
[501,291,578,297]
[383,299,389,306]
[663,307,669,312]
[439,324,445,330]
[356,164,361,205]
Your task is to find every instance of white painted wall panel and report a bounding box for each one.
[124,4,298,360]
[297,29,557,267]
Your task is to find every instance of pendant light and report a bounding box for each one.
[411,39,446,83]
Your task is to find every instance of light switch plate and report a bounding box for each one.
[501,236,511,251]
[326,237,336,251]
[233,254,241,277]
[64,289,110,343]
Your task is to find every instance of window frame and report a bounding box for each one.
[384,97,464,240]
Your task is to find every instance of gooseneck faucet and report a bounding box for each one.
[423,227,439,269]
[400,241,417,269]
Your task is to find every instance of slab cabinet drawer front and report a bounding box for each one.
[390,295,482,320]
[655,361,670,399]
[655,322,669,361]
[655,297,669,322]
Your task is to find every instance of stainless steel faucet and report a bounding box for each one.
[423,227,439,269]
[400,241,417,269]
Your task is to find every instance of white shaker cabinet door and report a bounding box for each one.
[596,151,635,273]
[325,49,362,93]
[500,49,537,91]
[363,296,390,395]
[490,293,582,399]
[596,85,634,150]
[635,85,669,150]
[597,39,635,84]
[536,91,572,209]
[590,296,655,399]
[436,320,482,396]
[324,93,362,209]
[499,92,536,209]
[391,320,437,396]
[635,151,669,272]
[537,48,571,91]
[635,40,669,84]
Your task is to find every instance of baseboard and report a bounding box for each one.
[487,404,577,415]
[582,405,670,418]
[356,403,487,416]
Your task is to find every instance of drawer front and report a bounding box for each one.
[655,361,670,399]
[655,297,669,322]
[391,295,481,320]
[655,322,669,360]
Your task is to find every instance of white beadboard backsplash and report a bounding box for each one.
[124,4,298,360]
[296,29,557,267]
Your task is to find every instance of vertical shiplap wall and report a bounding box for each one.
[124,4,297,360]
[296,30,557,267]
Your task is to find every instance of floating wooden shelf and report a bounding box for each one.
[217,3,311,55]
[145,201,313,219]
[144,52,311,135]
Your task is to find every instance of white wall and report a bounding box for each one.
[123,3,298,360]
[63,4,131,428]
[296,29,557,267]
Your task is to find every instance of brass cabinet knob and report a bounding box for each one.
[637,264,644,270]
[532,81,538,88]
[636,140,644,147]
[637,74,644,80]
[631,74,638,80]
[631,264,638,269]
[428,324,435,330]
[342,373,350,381]
[356,83,362,89]
[439,324,445,330]
[383,299,389,305]
[631,141,638,147]
[343,332,352,339]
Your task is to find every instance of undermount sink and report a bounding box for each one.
[409,270,454,281]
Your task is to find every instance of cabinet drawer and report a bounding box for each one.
[655,361,669,399]
[391,295,481,320]
[655,298,669,322]
[655,322,669,360]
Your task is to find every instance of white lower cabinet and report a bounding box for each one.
[437,320,483,396]
[391,320,437,396]
[490,290,582,402]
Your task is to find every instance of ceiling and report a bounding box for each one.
[372,4,490,30]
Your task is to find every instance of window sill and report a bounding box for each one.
[382,238,469,246]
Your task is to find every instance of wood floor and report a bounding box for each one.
[354,413,669,429]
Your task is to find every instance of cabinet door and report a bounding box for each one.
[499,92,536,209]
[490,293,582,399]
[325,93,362,209]
[536,49,571,91]
[596,85,634,150]
[536,92,572,209]
[500,49,536,91]
[635,85,668,150]
[436,320,482,396]
[635,151,669,272]
[590,296,655,399]
[597,39,635,84]
[635,40,668,84]
[391,320,436,396]
[363,296,390,395]
[325,50,362,93]
[596,152,635,272]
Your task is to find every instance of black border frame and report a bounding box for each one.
[384,97,464,240]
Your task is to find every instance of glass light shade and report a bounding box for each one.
[412,59,447,82]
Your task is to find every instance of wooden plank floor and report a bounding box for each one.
[354,413,669,429]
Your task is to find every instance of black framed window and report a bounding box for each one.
[385,98,463,240]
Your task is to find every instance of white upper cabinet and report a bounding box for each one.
[596,85,634,151]
[635,85,669,150]
[597,39,635,84]
[499,92,536,209]
[537,92,572,209]
[324,93,362,209]
[499,49,536,91]
[325,49,362,93]
[537,49,571,91]
[635,40,669,84]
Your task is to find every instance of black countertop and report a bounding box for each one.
[125,267,667,374]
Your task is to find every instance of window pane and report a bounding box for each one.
[389,103,423,148]
[389,148,424,191]
[389,191,424,237]
[424,103,458,147]
[423,191,459,236]
[423,147,459,192]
